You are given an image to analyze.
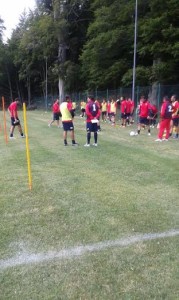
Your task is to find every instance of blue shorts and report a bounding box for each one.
[139,117,149,125]
[62,121,74,131]
[11,117,20,126]
[86,122,98,132]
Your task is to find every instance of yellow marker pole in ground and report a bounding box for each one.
[2,96,8,144]
[23,102,32,190]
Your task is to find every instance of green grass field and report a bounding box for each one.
[0,110,179,300]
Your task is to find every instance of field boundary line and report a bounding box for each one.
[0,229,178,270]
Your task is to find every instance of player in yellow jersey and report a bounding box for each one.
[60,96,78,146]
[72,101,77,119]
[110,99,117,125]
[101,99,107,122]
[80,100,86,117]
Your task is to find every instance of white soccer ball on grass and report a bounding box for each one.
[130,131,136,136]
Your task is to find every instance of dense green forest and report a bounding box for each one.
[0,0,178,103]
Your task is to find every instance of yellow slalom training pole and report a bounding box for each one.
[2,96,8,144]
[23,102,32,190]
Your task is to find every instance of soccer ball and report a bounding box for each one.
[130,131,135,136]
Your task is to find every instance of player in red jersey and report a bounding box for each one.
[120,97,127,127]
[171,95,179,139]
[129,98,135,124]
[155,96,172,142]
[95,99,102,131]
[48,99,61,127]
[8,98,25,139]
[137,96,151,135]
[84,96,101,146]
[126,98,132,126]
[149,103,158,128]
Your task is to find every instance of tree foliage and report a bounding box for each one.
[0,0,178,100]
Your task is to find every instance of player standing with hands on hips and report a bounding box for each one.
[8,98,25,139]
[84,96,101,147]
[48,99,61,128]
[60,95,78,146]
[155,96,172,142]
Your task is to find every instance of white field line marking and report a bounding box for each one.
[0,229,179,271]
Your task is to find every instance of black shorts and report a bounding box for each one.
[121,113,127,119]
[11,117,20,126]
[53,112,60,121]
[149,112,158,119]
[139,117,149,125]
[70,110,75,118]
[173,118,179,127]
[86,122,98,132]
[62,121,74,131]
[102,111,107,116]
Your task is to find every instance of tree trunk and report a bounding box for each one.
[5,64,13,101]
[16,76,21,100]
[53,0,66,102]
[148,82,158,105]
[148,59,161,105]
[27,75,31,106]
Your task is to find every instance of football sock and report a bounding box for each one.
[94,132,97,143]
[87,132,91,144]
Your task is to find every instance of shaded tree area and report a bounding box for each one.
[0,0,178,103]
[0,0,91,102]
[80,0,179,89]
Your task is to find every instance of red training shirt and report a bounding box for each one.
[8,101,18,118]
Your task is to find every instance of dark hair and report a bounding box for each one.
[171,94,177,100]
[163,96,169,101]
[88,96,95,101]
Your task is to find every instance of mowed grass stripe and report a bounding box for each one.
[0,229,178,270]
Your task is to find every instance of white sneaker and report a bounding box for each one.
[93,143,98,147]
[21,135,25,138]
[148,133,151,136]
[9,136,16,140]
[155,139,162,142]
[48,124,51,127]
[162,138,168,141]
[84,143,90,147]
